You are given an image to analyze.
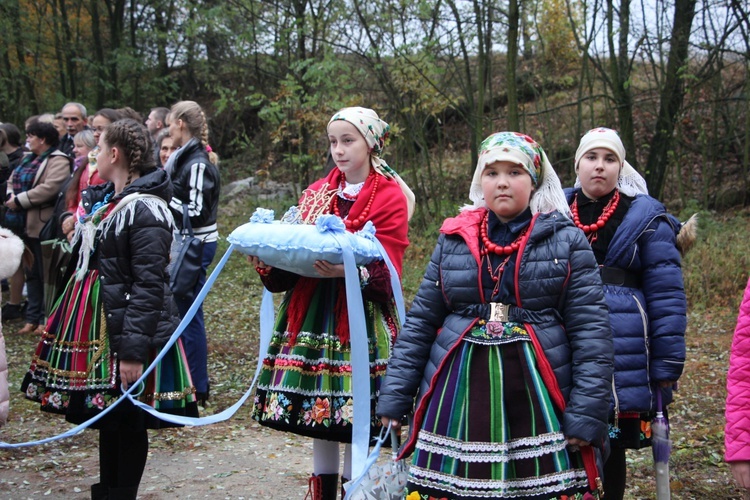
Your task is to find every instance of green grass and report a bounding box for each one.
[680,209,750,312]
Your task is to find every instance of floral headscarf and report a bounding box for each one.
[328,107,390,157]
[574,127,649,197]
[465,132,571,217]
[327,107,416,219]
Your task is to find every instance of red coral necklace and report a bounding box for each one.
[571,189,620,243]
[480,211,529,256]
[332,172,380,231]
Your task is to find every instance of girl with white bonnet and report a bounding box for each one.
[565,127,690,500]
[378,132,613,499]
[248,107,410,499]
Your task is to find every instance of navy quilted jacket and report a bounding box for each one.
[565,189,686,411]
[377,209,614,456]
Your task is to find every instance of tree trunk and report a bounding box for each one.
[7,0,39,115]
[57,0,77,98]
[507,0,520,130]
[472,0,487,168]
[445,0,477,174]
[606,0,637,168]
[644,0,697,198]
[521,2,533,59]
[90,0,106,108]
[104,0,126,99]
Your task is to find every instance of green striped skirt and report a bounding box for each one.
[21,269,198,430]
[252,279,398,443]
[406,322,593,499]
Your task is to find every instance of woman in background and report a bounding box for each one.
[164,100,220,405]
[4,119,71,335]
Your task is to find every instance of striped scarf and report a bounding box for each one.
[5,148,53,234]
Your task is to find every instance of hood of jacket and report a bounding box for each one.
[83,168,172,213]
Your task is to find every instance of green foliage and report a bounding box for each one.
[536,0,581,71]
[681,210,750,311]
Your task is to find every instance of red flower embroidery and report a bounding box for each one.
[312,397,331,424]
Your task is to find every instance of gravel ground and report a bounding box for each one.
[1,419,315,499]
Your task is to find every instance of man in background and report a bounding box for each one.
[58,102,88,157]
[146,107,170,139]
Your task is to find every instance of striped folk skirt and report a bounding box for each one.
[252,279,399,443]
[21,269,198,430]
[406,323,595,499]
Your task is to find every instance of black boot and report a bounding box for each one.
[305,473,339,500]
[90,483,108,500]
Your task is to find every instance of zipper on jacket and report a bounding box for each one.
[612,376,620,428]
[624,214,665,268]
[632,293,653,409]
[438,263,450,306]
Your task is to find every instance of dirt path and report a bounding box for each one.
[1,420,314,499]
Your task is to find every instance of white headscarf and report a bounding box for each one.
[464,132,571,218]
[328,107,416,219]
[573,127,649,197]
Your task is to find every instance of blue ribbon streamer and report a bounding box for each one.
[0,243,269,448]
[327,232,405,479]
[126,245,274,426]
[2,230,406,457]
[328,231,370,479]
[371,237,405,326]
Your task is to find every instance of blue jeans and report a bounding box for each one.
[173,240,217,396]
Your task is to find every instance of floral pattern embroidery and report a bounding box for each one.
[311,397,331,425]
[85,392,117,410]
[41,391,68,410]
[406,491,448,500]
[25,382,38,400]
[263,392,292,423]
[478,132,544,185]
[297,396,355,428]
[334,397,353,425]
[640,419,652,439]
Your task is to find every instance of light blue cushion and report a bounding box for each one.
[228,209,382,277]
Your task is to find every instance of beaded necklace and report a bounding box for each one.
[480,211,529,256]
[332,172,380,231]
[485,253,514,298]
[480,211,529,297]
[571,189,620,243]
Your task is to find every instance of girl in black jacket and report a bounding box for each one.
[377,132,613,500]
[22,119,198,500]
[163,100,220,405]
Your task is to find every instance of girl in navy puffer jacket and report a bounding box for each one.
[378,132,613,500]
[566,127,688,500]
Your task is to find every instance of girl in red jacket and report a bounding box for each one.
[248,107,411,499]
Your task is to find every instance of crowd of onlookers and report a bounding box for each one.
[1,100,220,406]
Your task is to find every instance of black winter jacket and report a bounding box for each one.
[80,168,180,363]
[167,139,220,242]
[376,208,614,456]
